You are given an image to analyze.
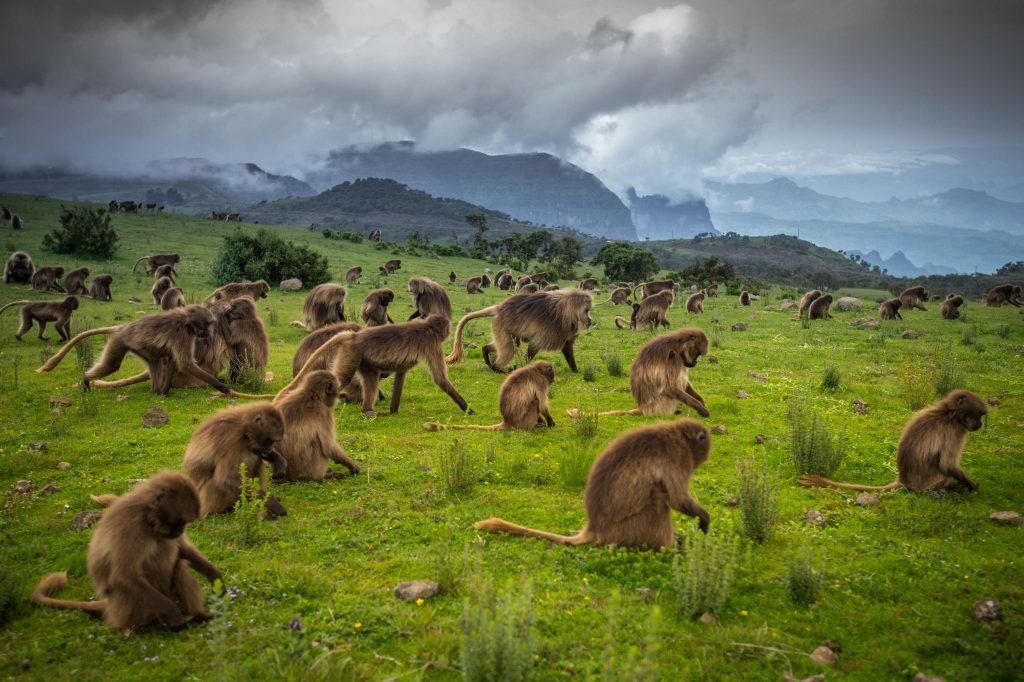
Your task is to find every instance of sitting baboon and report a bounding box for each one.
[941,294,964,319]
[899,285,929,311]
[207,279,270,302]
[31,471,221,632]
[154,264,176,283]
[161,287,186,310]
[424,361,556,431]
[64,267,90,296]
[151,275,174,304]
[302,283,347,330]
[4,251,35,284]
[408,277,453,320]
[360,288,395,326]
[31,266,66,293]
[495,271,514,290]
[740,291,751,306]
[215,297,269,383]
[808,294,833,320]
[0,296,79,341]
[579,277,598,290]
[132,253,180,276]
[704,283,719,297]
[12,214,24,230]
[685,291,705,314]
[447,289,594,372]
[798,289,822,317]
[345,266,362,284]
[632,279,677,300]
[273,370,360,481]
[878,297,903,320]
[182,402,287,515]
[542,284,560,291]
[515,275,533,292]
[89,274,113,301]
[475,418,711,547]
[466,276,484,294]
[801,390,987,493]
[984,283,1022,308]
[615,291,673,331]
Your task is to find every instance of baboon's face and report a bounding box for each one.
[951,392,987,431]
[538,362,555,384]
[247,408,285,454]
[150,483,200,538]
[381,291,394,306]
[679,334,708,368]
[67,297,80,310]
[187,307,216,338]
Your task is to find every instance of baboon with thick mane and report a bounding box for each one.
[207,279,270,302]
[0,296,79,341]
[808,294,833,320]
[4,251,35,284]
[64,267,90,296]
[345,266,362,284]
[615,290,673,331]
[360,288,395,326]
[132,253,180,276]
[466,276,484,294]
[31,266,66,293]
[408,277,452,320]
[984,283,1021,308]
[151,275,174,304]
[161,287,185,310]
[449,271,458,283]
[273,370,360,481]
[899,285,929,311]
[424,361,556,431]
[878,298,903,320]
[89,274,113,301]
[475,418,711,548]
[941,294,964,319]
[685,291,705,314]
[302,283,347,330]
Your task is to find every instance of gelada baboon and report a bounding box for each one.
[302,283,347,330]
[215,296,269,383]
[808,294,833,320]
[529,272,549,283]
[466,276,484,294]
[984,283,1022,308]
[542,283,560,291]
[273,370,360,481]
[151,275,174,304]
[12,214,24,230]
[4,251,35,284]
[31,266,66,293]
[424,361,555,431]
[0,296,79,341]
[0,205,9,220]
[32,471,222,632]
[631,279,677,301]
[154,264,176,283]
[941,294,964,319]
[481,274,491,288]
[515,275,533,292]
[161,287,185,310]
[579,277,598,290]
[64,267,90,296]
[345,266,362,284]
[801,390,987,493]
[132,253,180,276]
[878,297,903,320]
[495,271,513,290]
[596,286,630,305]
[685,291,705,314]
[379,259,401,275]
[207,279,270,302]
[476,418,711,548]
[615,290,673,331]
[704,283,719,297]
[447,289,594,372]
[798,289,822,317]
[89,274,113,301]
[899,285,929,311]
[286,321,382,404]
[360,288,395,326]
[182,402,287,516]
[408,277,453,320]
[449,271,458,283]
[283,314,473,416]
[37,305,231,395]
[518,283,540,294]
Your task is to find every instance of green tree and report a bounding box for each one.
[591,241,660,282]
[42,206,119,258]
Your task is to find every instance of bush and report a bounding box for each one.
[591,241,660,283]
[935,359,964,397]
[212,228,330,287]
[820,365,841,391]
[582,364,597,382]
[42,206,119,257]
[789,402,846,477]
[673,528,738,619]
[573,406,600,440]
[738,458,779,543]
[961,326,978,346]
[786,550,823,607]
[996,324,1012,339]
[460,574,535,681]
[233,462,263,546]
[438,436,480,494]
[901,365,934,410]
[603,353,624,377]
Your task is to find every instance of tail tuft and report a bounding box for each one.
[32,572,68,603]
[423,422,441,432]
[90,494,117,507]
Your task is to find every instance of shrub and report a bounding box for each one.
[574,406,600,440]
[321,228,334,239]
[460,574,535,681]
[786,550,823,607]
[603,353,624,377]
[961,326,978,346]
[820,365,841,391]
[582,364,597,382]
[673,528,738,619]
[211,228,330,287]
[72,326,95,374]
[558,446,593,490]
[233,462,263,546]
[233,354,266,392]
[935,359,964,397]
[738,458,779,543]
[996,324,1012,339]
[901,365,934,410]
[788,402,846,476]
[42,206,119,257]
[438,436,479,493]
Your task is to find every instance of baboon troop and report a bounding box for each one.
[0,296,79,341]
[878,297,903,320]
[132,253,180,276]
[161,287,186,310]
[302,283,347,330]
[4,251,35,284]
[345,266,362,284]
[207,279,270,302]
[941,294,964,320]
[360,288,396,326]
[64,267,90,296]
[89,274,114,301]
[685,291,705,314]
[31,267,66,293]
[899,285,929,311]
[424,361,556,432]
[273,370,360,481]
[408,277,452,320]
[984,283,1021,307]
[807,293,833,320]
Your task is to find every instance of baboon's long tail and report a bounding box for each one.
[32,573,107,614]
[0,300,28,316]
[90,494,117,507]
[36,326,121,372]
[274,330,357,397]
[566,407,639,418]
[445,305,500,365]
[210,389,278,400]
[798,475,902,492]
[423,421,505,431]
[631,282,647,300]
[92,373,150,389]
[130,256,149,274]
[474,518,592,546]
[614,316,630,329]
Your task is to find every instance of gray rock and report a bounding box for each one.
[853,399,869,414]
[913,674,946,682]
[809,646,837,665]
[902,330,922,339]
[698,612,717,625]
[279,278,303,291]
[142,406,169,428]
[394,579,440,602]
[990,511,1023,525]
[855,492,879,507]
[834,296,863,311]
[754,434,768,444]
[56,461,72,470]
[736,390,749,399]
[39,484,60,496]
[71,510,102,530]
[778,299,796,309]
[27,441,47,452]
[862,320,879,329]
[731,323,748,332]
[974,597,1002,622]
[13,480,36,494]
[635,587,653,602]
[710,425,727,435]
[805,509,826,527]
[988,396,1000,406]
[707,355,718,364]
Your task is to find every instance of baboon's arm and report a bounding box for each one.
[178,540,222,586]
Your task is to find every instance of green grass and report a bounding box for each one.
[1,192,1024,679]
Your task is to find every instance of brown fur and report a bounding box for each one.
[984,283,1021,308]
[360,288,396,327]
[345,266,362,284]
[424,361,555,431]
[941,295,964,319]
[597,287,630,305]
[132,254,180,276]
[808,294,833,320]
[615,291,673,331]
[798,290,822,317]
[495,271,514,290]
[4,251,35,284]
[408,277,453,320]
[518,283,540,294]
[207,279,270,302]
[31,471,220,631]
[379,259,401,275]
[0,296,79,341]
[89,274,113,301]
[529,272,549,283]
[273,370,359,481]
[800,390,987,493]
[151,276,174,304]
[290,321,380,404]
[449,271,458,283]
[64,267,90,296]
[878,297,903,320]
[515,275,533,292]
[739,291,751,306]
[704,283,718,297]
[466,276,484,294]
[899,285,929,311]
[215,297,269,383]
[302,283,347,330]
[631,279,677,300]
[161,287,185,310]
[31,266,66,293]
[685,291,705,314]
[447,289,594,372]
[579,277,598,290]
[481,274,491,288]
[475,418,711,547]
[11,215,22,230]
[154,264,176,283]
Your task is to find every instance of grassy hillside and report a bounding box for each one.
[1,193,1023,680]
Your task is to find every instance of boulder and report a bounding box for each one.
[855,492,879,507]
[142,407,169,428]
[989,511,1022,526]
[974,597,1002,622]
[902,330,922,339]
[778,299,796,309]
[394,579,440,602]
[834,297,863,311]
[279,278,303,291]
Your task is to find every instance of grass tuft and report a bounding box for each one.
[558,446,593,490]
[603,353,624,377]
[788,401,846,477]
[582,364,597,382]
[935,359,964,397]
[738,457,779,543]
[438,436,480,494]
[233,462,263,546]
[786,550,823,608]
[573,405,600,440]
[820,365,841,391]
[460,572,535,681]
[673,528,738,619]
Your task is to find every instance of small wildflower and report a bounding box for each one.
[289,618,302,631]
[740,610,748,617]
[354,622,362,628]
[416,598,424,605]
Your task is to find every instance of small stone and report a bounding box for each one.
[71,510,102,530]
[746,370,767,382]
[394,579,440,602]
[853,399,869,414]
[736,390,749,399]
[731,323,747,332]
[851,318,863,326]
[265,371,275,382]
[279,278,303,291]
[862,320,879,329]
[989,511,1023,525]
[754,434,767,444]
[49,395,72,407]
[725,496,740,507]
[913,674,946,682]
[809,645,837,666]
[974,597,1002,622]
[13,479,36,494]
[142,406,169,428]
[56,461,72,470]
[116,393,129,401]
[855,492,879,507]
[805,509,826,527]
[27,441,47,451]
[102,476,110,483]
[698,612,717,625]
[263,495,288,518]
[711,425,727,435]
[988,396,1000,406]
[39,484,60,496]
[635,587,653,601]
[707,355,718,364]
[902,330,922,339]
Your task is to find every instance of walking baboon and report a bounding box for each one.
[447,289,594,372]
[154,264,176,283]
[302,283,347,330]
[89,274,113,301]
[132,253,180,276]
[0,296,79,341]
[685,291,705,314]
[207,279,270,302]
[800,390,987,493]
[632,279,677,300]
[151,275,174,304]
[808,294,833,320]
[899,285,929,311]
[579,277,598,291]
[360,288,395,326]
[345,266,362,284]
[424,361,556,431]
[273,370,360,481]
[4,251,35,284]
[475,418,711,547]
[704,283,719,297]
[615,291,673,331]
[597,287,630,306]
[64,267,90,296]
[30,267,66,293]
[408,277,453,320]
[31,471,221,632]
[161,287,185,310]
[984,283,1022,307]
[289,321,382,404]
[941,294,964,319]
[467,276,484,294]
[379,259,401,275]
[798,290,822,317]
[878,298,903,320]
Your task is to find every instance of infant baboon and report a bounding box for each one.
[801,390,987,493]
[302,283,347,330]
[899,285,929,311]
[4,251,35,284]
[273,370,360,481]
[476,418,711,547]
[424,361,555,431]
[878,297,903,320]
[984,283,1022,308]
[466,276,484,294]
[807,294,833,320]
[447,289,594,372]
[0,296,79,341]
[89,274,113,301]
[32,471,221,632]
[408,277,453,320]
[615,290,673,331]
[31,266,66,293]
[154,264,176,283]
[798,289,822,317]
[64,267,90,296]
[345,266,362,284]
[579,277,598,290]
[207,279,270,302]
[132,253,180,276]
[151,275,174,304]
[632,279,677,300]
[160,287,185,310]
[182,402,287,516]
[941,295,964,320]
[360,288,395,326]
[740,291,751,306]
[685,291,705,314]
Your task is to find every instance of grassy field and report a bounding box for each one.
[1,192,1022,680]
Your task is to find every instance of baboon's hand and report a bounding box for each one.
[466,407,476,415]
[698,513,710,534]
[697,405,710,418]
[164,609,188,631]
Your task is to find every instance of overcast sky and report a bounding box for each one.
[1,0,1021,200]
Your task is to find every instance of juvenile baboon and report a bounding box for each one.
[800,390,987,493]
[984,283,1022,308]
[408,277,453,320]
[37,305,232,395]
[360,288,395,326]
[475,418,711,547]
[495,271,513,290]
[302,283,347,330]
[515,275,533,292]
[182,402,287,516]
[447,289,594,372]
[798,289,822,317]
[89,274,113,301]
[685,291,705,314]
[878,298,903,320]
[597,287,631,305]
[704,283,719,297]
[284,314,473,416]
[160,287,186,310]
[273,370,360,481]
[899,285,929,311]
[30,267,66,293]
[378,259,401,275]
[154,264,176,283]
[345,266,362,284]
[941,294,964,319]
[424,361,556,431]
[481,273,491,288]
[0,296,79,341]
[151,275,174,304]
[31,471,221,632]
[207,279,270,302]
[132,253,180,276]
[579,277,598,290]
[807,294,833,320]
[632,279,677,300]
[12,214,24,230]
[466,276,484,294]
[449,271,458,283]
[4,251,35,284]
[740,291,751,306]
[615,291,673,331]
[518,283,540,294]
[64,267,90,296]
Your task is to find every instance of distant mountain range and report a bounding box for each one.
[627,188,717,240]
[845,250,956,278]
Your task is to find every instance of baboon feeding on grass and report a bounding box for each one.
[302,283,347,329]
[64,267,90,296]
[878,298,903,320]
[685,291,705,314]
[0,296,79,341]
[800,390,987,493]
[379,259,401,275]
[808,294,833,320]
[32,471,221,632]
[360,288,395,326]
[30,267,66,293]
[273,370,360,481]
[424,361,556,431]
[408,277,452,320]
[941,295,964,320]
[4,251,35,284]
[89,274,113,301]
[207,279,270,302]
[449,271,458,283]
[615,291,673,331]
[596,287,630,305]
[161,287,185,310]
[345,266,362,284]
[984,283,1022,307]
[132,253,180,276]
[632,279,677,300]
[475,418,711,548]
[798,290,822,317]
[151,275,174,304]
